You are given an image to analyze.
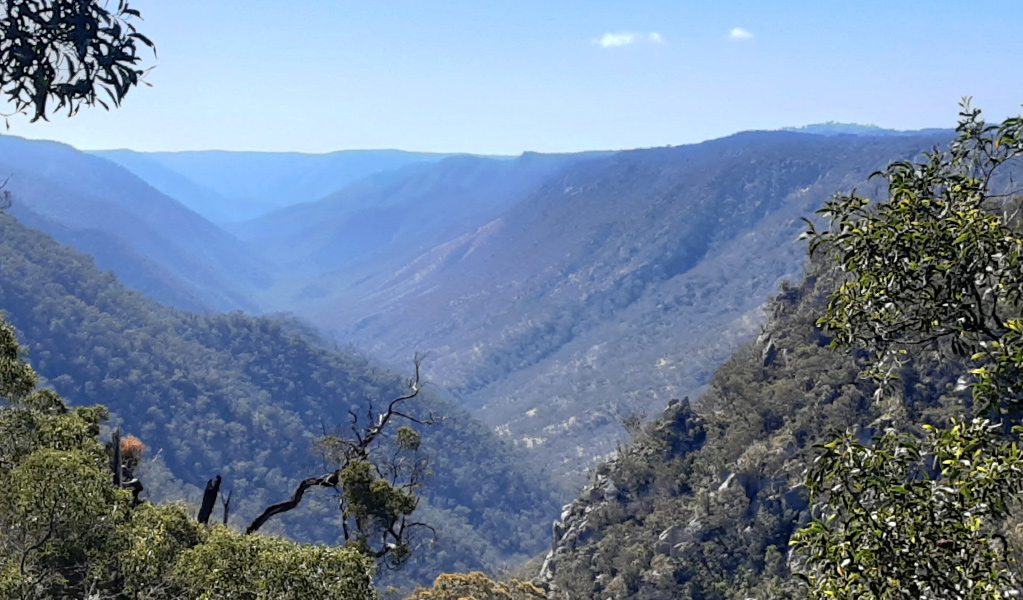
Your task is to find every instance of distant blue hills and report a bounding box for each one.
[781,121,949,137]
[91,148,475,224]
[87,124,951,226]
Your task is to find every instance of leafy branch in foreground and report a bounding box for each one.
[795,101,1023,600]
[792,419,1023,600]
[0,0,156,124]
[804,98,1023,413]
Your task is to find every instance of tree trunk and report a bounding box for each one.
[197,475,221,525]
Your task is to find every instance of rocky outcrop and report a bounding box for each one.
[529,253,973,599]
[534,382,815,600]
[539,465,619,587]
[538,398,705,595]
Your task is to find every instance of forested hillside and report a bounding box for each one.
[0,135,273,312]
[0,213,560,588]
[534,113,1023,599]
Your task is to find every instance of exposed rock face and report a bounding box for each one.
[538,398,707,596]
[533,249,976,599]
[654,521,699,556]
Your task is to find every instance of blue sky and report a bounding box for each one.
[11,0,1023,154]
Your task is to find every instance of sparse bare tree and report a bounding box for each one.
[243,356,439,567]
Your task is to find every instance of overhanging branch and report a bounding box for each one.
[246,471,339,534]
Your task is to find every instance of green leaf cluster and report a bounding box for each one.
[174,526,374,600]
[341,461,418,530]
[793,419,1023,600]
[407,571,545,600]
[796,101,1023,599]
[806,99,1023,412]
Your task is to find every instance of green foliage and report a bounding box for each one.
[407,572,545,600]
[397,426,421,451]
[0,0,155,123]
[0,315,36,400]
[119,502,203,599]
[0,394,105,474]
[174,526,375,600]
[806,100,1023,412]
[0,328,131,599]
[341,460,418,538]
[793,419,1023,600]
[0,448,131,599]
[795,102,1023,599]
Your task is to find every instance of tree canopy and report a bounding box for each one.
[804,101,1023,413]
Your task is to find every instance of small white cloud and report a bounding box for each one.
[594,31,665,48]
[728,27,754,40]
[596,32,637,48]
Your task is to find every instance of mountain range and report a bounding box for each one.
[0,128,954,487]
[0,136,272,312]
[3,123,996,598]
[92,148,467,224]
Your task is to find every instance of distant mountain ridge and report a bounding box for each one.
[0,134,274,312]
[781,121,950,137]
[2,128,958,487]
[92,148,486,223]
[234,151,611,280]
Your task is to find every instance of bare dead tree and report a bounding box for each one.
[221,488,233,525]
[245,473,340,534]
[0,176,11,213]
[245,356,439,564]
[111,428,122,488]
[197,475,221,525]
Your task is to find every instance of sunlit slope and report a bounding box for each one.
[312,131,952,480]
[537,252,983,600]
